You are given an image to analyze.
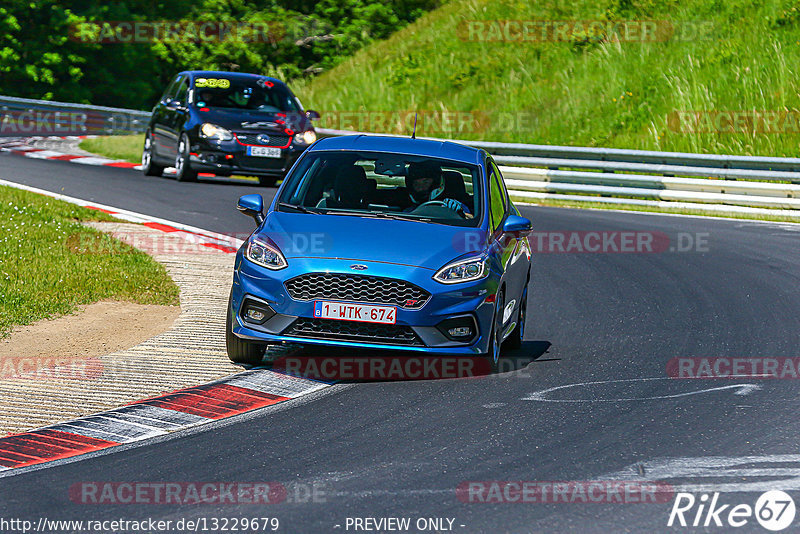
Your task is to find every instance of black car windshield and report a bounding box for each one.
[192,76,300,112]
[279,151,483,227]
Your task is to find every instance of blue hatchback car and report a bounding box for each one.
[227,135,532,370]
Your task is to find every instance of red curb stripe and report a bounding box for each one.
[6,435,85,455]
[0,438,77,460]
[139,384,289,419]
[143,221,179,233]
[49,154,83,161]
[0,450,44,466]
[106,161,139,168]
[34,428,120,447]
[0,431,118,468]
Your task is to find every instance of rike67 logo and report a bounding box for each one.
[668,490,796,531]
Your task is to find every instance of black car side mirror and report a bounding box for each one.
[306,110,321,120]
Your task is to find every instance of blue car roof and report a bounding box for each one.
[310,135,484,165]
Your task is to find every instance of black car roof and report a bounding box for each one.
[179,71,288,88]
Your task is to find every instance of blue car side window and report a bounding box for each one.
[488,168,505,232]
[491,161,510,213]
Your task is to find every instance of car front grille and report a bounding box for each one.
[283,318,424,346]
[234,132,291,147]
[284,273,430,309]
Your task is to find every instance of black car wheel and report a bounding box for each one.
[225,295,267,365]
[175,133,198,182]
[141,130,164,176]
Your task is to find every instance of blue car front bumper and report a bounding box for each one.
[229,250,499,355]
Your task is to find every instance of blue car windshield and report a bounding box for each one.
[279,151,483,227]
[192,77,300,112]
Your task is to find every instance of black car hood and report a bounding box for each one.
[195,108,312,133]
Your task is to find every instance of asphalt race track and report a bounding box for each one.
[2,154,800,532]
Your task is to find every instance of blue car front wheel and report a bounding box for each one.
[504,286,527,350]
[482,288,505,373]
[225,295,267,365]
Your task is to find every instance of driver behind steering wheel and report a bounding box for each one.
[404,162,471,217]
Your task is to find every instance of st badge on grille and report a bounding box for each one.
[350,264,368,271]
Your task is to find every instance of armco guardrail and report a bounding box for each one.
[0,95,150,137]
[1,97,798,216]
[316,127,800,215]
[317,127,800,172]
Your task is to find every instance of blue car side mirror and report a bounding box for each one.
[503,214,532,235]
[237,194,264,225]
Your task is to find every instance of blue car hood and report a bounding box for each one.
[255,211,487,271]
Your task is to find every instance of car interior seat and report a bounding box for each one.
[317,165,371,209]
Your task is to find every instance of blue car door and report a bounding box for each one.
[486,159,520,325]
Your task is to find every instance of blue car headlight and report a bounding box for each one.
[246,238,287,270]
[433,256,489,284]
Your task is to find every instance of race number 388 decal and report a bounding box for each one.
[195,78,231,89]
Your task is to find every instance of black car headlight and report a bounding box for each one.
[433,256,489,284]
[293,130,317,145]
[200,123,233,141]
[246,239,287,270]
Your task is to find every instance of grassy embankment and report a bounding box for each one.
[80,134,144,164]
[0,185,179,336]
[297,0,800,155]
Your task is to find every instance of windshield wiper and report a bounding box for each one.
[369,211,445,224]
[278,202,319,214]
[323,209,438,224]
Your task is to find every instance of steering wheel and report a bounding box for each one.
[414,200,468,218]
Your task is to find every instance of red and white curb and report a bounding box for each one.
[0,369,330,471]
[0,179,314,472]
[0,179,245,253]
[0,136,217,178]
[0,136,143,170]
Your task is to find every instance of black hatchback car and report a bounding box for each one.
[142,70,320,186]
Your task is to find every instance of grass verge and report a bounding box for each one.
[80,134,144,163]
[0,185,180,337]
